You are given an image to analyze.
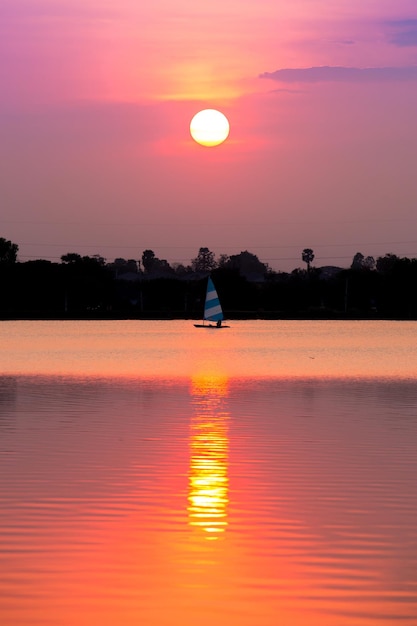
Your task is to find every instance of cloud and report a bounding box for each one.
[386,19,417,47]
[259,66,417,83]
[332,39,356,45]
[269,88,305,94]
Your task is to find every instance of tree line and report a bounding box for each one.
[78,246,271,277]
[1,237,417,319]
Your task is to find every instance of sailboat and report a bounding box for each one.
[194,277,230,328]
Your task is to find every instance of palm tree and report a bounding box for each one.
[302,248,314,273]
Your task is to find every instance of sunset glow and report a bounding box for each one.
[2,1,416,269]
[188,374,229,537]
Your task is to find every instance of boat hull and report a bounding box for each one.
[194,324,230,328]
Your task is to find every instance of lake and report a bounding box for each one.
[1,320,417,625]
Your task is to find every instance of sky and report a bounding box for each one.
[1,0,417,272]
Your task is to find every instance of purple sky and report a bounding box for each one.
[1,0,417,271]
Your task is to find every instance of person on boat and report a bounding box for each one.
[217,319,222,327]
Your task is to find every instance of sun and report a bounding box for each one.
[190,109,230,147]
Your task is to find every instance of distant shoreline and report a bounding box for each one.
[1,312,415,322]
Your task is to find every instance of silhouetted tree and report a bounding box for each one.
[363,255,375,270]
[110,258,139,276]
[127,259,139,273]
[0,237,18,264]
[172,262,191,276]
[218,254,230,268]
[61,253,82,264]
[155,259,174,274]
[376,253,400,274]
[92,254,106,266]
[141,249,173,275]
[302,248,314,272]
[60,255,112,312]
[351,252,365,270]
[191,247,217,272]
[226,250,269,277]
[142,250,156,272]
[351,252,375,271]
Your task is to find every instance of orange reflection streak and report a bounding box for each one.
[188,375,230,539]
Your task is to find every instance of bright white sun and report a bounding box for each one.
[190,109,230,147]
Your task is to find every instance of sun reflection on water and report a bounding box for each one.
[188,374,230,539]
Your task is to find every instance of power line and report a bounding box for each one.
[1,216,416,226]
[15,239,417,250]
[17,252,417,263]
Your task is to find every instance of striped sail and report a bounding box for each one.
[204,277,224,321]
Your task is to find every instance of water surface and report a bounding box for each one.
[1,319,417,379]
[1,321,416,625]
